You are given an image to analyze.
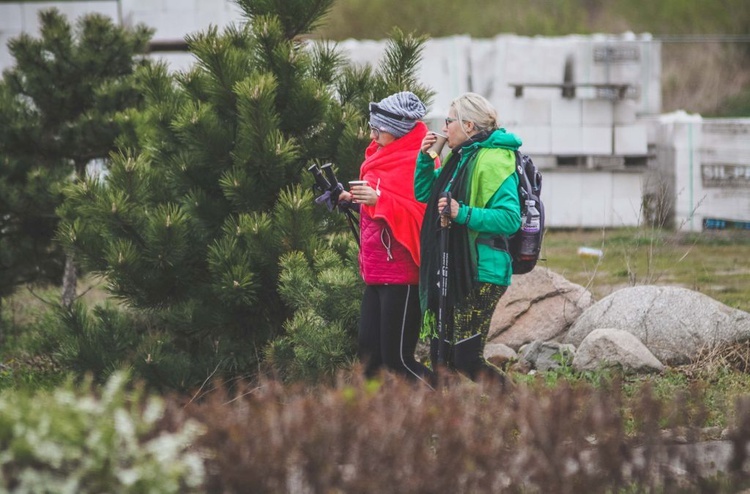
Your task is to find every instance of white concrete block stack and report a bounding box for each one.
[1,4,687,229]
[0,0,242,73]
[122,0,242,40]
[696,119,750,229]
[644,112,750,231]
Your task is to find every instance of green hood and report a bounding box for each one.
[470,127,522,152]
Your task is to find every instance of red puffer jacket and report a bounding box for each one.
[356,122,433,285]
[359,210,419,285]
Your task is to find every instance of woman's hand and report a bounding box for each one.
[420,132,438,154]
[350,184,379,206]
[339,190,353,203]
[437,196,458,219]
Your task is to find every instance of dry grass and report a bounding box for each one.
[686,341,750,377]
[2,274,110,329]
[662,43,750,115]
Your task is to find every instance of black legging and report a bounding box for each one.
[359,284,434,386]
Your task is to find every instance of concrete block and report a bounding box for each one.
[128,0,168,11]
[551,99,582,126]
[134,11,203,39]
[614,124,648,155]
[614,100,637,124]
[66,2,118,20]
[544,170,644,228]
[551,126,584,155]
[527,154,556,169]
[514,126,551,155]
[582,126,613,155]
[702,121,750,155]
[152,52,198,73]
[164,0,193,12]
[121,0,157,12]
[20,3,44,34]
[494,97,519,127]
[197,0,242,25]
[0,4,24,29]
[0,44,15,69]
[416,36,473,115]
[21,2,117,34]
[582,100,613,126]
[511,98,551,126]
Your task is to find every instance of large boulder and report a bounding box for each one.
[563,286,750,365]
[489,267,594,349]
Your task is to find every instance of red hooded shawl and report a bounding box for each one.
[360,121,433,266]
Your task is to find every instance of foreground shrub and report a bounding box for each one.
[3,369,750,492]
[0,372,204,493]
[185,372,750,493]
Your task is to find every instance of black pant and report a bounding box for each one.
[359,284,434,385]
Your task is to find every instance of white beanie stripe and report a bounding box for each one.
[369,91,426,138]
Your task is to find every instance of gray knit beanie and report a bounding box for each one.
[369,91,427,138]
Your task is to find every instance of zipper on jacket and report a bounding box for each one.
[380,227,393,261]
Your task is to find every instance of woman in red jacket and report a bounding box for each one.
[340,91,435,386]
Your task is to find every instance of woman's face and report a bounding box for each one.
[442,109,471,149]
[369,124,396,147]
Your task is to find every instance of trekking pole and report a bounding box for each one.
[341,206,360,246]
[436,191,452,367]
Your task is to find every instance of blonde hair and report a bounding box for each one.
[450,92,498,132]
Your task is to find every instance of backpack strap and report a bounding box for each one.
[476,236,510,252]
[515,150,532,202]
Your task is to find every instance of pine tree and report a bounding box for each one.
[0,8,153,307]
[57,0,432,386]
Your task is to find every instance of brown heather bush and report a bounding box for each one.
[156,368,750,493]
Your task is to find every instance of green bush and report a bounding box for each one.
[0,372,204,493]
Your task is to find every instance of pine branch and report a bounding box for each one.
[236,0,335,40]
[376,28,434,106]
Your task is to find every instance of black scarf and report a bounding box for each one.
[418,130,492,316]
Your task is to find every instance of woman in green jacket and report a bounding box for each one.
[415,92,522,384]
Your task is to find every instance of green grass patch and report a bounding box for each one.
[540,228,750,311]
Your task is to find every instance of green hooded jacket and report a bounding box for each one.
[414,128,522,286]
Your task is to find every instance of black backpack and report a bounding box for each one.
[475,151,544,274]
[507,152,544,274]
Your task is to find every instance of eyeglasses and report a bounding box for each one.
[445,117,458,126]
[368,122,380,138]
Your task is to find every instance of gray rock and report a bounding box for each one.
[572,327,665,373]
[484,342,518,368]
[518,340,576,371]
[490,267,594,349]
[563,285,750,365]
